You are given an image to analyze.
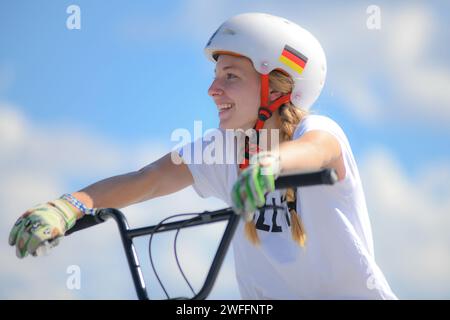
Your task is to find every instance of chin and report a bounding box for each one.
[219,124,241,131]
[219,120,233,130]
[219,118,253,131]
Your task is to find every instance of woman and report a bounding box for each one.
[8,13,397,299]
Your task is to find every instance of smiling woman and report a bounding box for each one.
[8,12,397,300]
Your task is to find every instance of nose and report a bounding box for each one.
[208,78,224,97]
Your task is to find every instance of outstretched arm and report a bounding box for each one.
[71,151,193,216]
[9,151,193,258]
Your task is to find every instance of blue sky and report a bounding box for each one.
[1,0,450,299]
[1,0,215,142]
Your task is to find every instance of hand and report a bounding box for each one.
[232,151,281,221]
[8,199,79,259]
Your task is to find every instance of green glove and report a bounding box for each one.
[8,199,78,258]
[232,152,281,221]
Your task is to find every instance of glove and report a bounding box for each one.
[232,151,281,221]
[8,199,79,258]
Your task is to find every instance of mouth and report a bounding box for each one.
[217,103,235,113]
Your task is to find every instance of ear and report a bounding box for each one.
[269,90,282,103]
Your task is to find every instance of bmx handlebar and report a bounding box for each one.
[65,168,338,299]
[67,168,337,235]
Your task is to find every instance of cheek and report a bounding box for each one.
[221,75,261,126]
[236,84,260,115]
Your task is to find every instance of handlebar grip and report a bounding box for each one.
[275,168,338,189]
[65,212,106,236]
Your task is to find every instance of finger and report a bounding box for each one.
[8,211,32,246]
[232,182,245,215]
[9,217,25,246]
[251,167,265,207]
[32,242,49,257]
[260,167,275,192]
[16,226,32,259]
[33,237,61,257]
[243,177,256,213]
[27,225,60,256]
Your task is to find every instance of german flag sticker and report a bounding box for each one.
[279,45,308,75]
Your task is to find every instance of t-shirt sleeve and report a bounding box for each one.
[176,137,213,198]
[176,135,231,201]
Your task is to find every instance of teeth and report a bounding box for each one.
[218,103,234,111]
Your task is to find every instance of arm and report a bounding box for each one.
[9,151,193,258]
[231,130,346,221]
[71,151,193,217]
[278,130,346,181]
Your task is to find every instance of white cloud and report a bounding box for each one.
[360,148,450,298]
[0,104,240,299]
[0,103,27,154]
[385,6,450,121]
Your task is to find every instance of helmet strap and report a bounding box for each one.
[239,74,291,170]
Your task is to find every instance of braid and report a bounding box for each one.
[244,70,308,247]
[279,103,308,247]
[245,218,260,245]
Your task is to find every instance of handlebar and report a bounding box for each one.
[274,168,338,188]
[66,168,337,235]
[64,168,338,299]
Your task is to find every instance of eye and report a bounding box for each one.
[226,73,238,80]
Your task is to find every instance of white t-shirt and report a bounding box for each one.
[180,115,397,300]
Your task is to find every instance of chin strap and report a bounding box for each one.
[239,74,291,170]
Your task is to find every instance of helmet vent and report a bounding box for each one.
[222,28,236,35]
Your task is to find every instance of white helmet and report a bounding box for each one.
[205,12,327,110]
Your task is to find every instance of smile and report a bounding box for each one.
[218,103,234,112]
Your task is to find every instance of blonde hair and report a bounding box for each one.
[244,69,308,247]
